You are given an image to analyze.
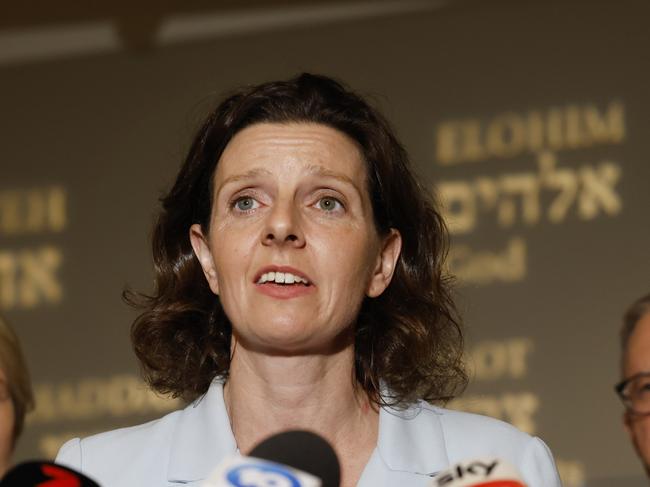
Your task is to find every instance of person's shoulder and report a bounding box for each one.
[56,381,233,486]
[85,407,182,451]
[416,402,562,487]
[56,408,183,483]
[421,402,531,443]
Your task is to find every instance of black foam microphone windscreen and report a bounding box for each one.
[249,430,340,487]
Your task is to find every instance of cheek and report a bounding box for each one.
[212,230,256,284]
[630,418,650,457]
[316,230,378,294]
[209,231,258,324]
[636,419,650,442]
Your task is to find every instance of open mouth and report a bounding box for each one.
[256,271,312,286]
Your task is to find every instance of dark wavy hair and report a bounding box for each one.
[127,73,466,406]
[0,315,34,448]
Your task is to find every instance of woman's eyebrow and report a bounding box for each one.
[216,168,272,195]
[304,164,362,194]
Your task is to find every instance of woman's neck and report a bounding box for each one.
[224,343,379,487]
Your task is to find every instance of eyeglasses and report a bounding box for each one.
[615,372,650,415]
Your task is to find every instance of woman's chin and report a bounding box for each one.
[236,322,354,356]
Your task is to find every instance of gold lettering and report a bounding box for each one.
[438,181,476,234]
[471,341,508,381]
[501,392,538,433]
[459,120,485,162]
[526,111,545,152]
[470,338,534,380]
[0,247,64,310]
[485,113,526,158]
[0,191,22,235]
[583,101,625,145]
[565,105,582,148]
[18,247,63,308]
[436,121,461,165]
[435,101,626,165]
[436,120,485,165]
[497,174,540,228]
[48,187,67,232]
[24,190,47,232]
[438,153,622,237]
[27,375,182,425]
[505,338,534,379]
[0,187,67,236]
[0,253,17,308]
[449,237,527,285]
[106,375,147,416]
[578,163,622,219]
[474,178,498,209]
[545,108,564,150]
[537,151,579,223]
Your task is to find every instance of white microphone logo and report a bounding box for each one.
[226,463,301,487]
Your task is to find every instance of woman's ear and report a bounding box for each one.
[367,228,402,298]
[189,224,220,295]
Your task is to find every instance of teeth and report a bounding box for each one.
[257,271,309,285]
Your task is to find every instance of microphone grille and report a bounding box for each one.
[249,430,340,487]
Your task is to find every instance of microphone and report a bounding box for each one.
[0,461,100,487]
[202,430,340,487]
[430,457,527,487]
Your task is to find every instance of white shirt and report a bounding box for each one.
[56,380,562,486]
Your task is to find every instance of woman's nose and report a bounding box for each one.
[261,200,305,248]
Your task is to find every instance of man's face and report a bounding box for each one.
[623,312,650,474]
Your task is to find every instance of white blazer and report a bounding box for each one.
[56,381,562,487]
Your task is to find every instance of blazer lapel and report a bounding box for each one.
[376,401,449,476]
[166,380,237,483]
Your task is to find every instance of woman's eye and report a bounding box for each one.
[316,196,343,212]
[233,196,259,212]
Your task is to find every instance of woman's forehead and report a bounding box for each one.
[215,122,367,183]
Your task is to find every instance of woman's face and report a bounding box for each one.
[0,368,15,476]
[191,123,401,354]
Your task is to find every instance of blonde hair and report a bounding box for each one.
[0,316,34,447]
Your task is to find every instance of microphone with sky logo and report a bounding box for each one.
[430,457,527,487]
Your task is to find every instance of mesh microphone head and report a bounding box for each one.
[0,461,100,486]
[249,430,341,487]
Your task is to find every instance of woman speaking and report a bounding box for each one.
[56,74,560,487]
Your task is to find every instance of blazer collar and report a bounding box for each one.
[167,380,237,483]
[377,401,449,476]
[166,381,449,481]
